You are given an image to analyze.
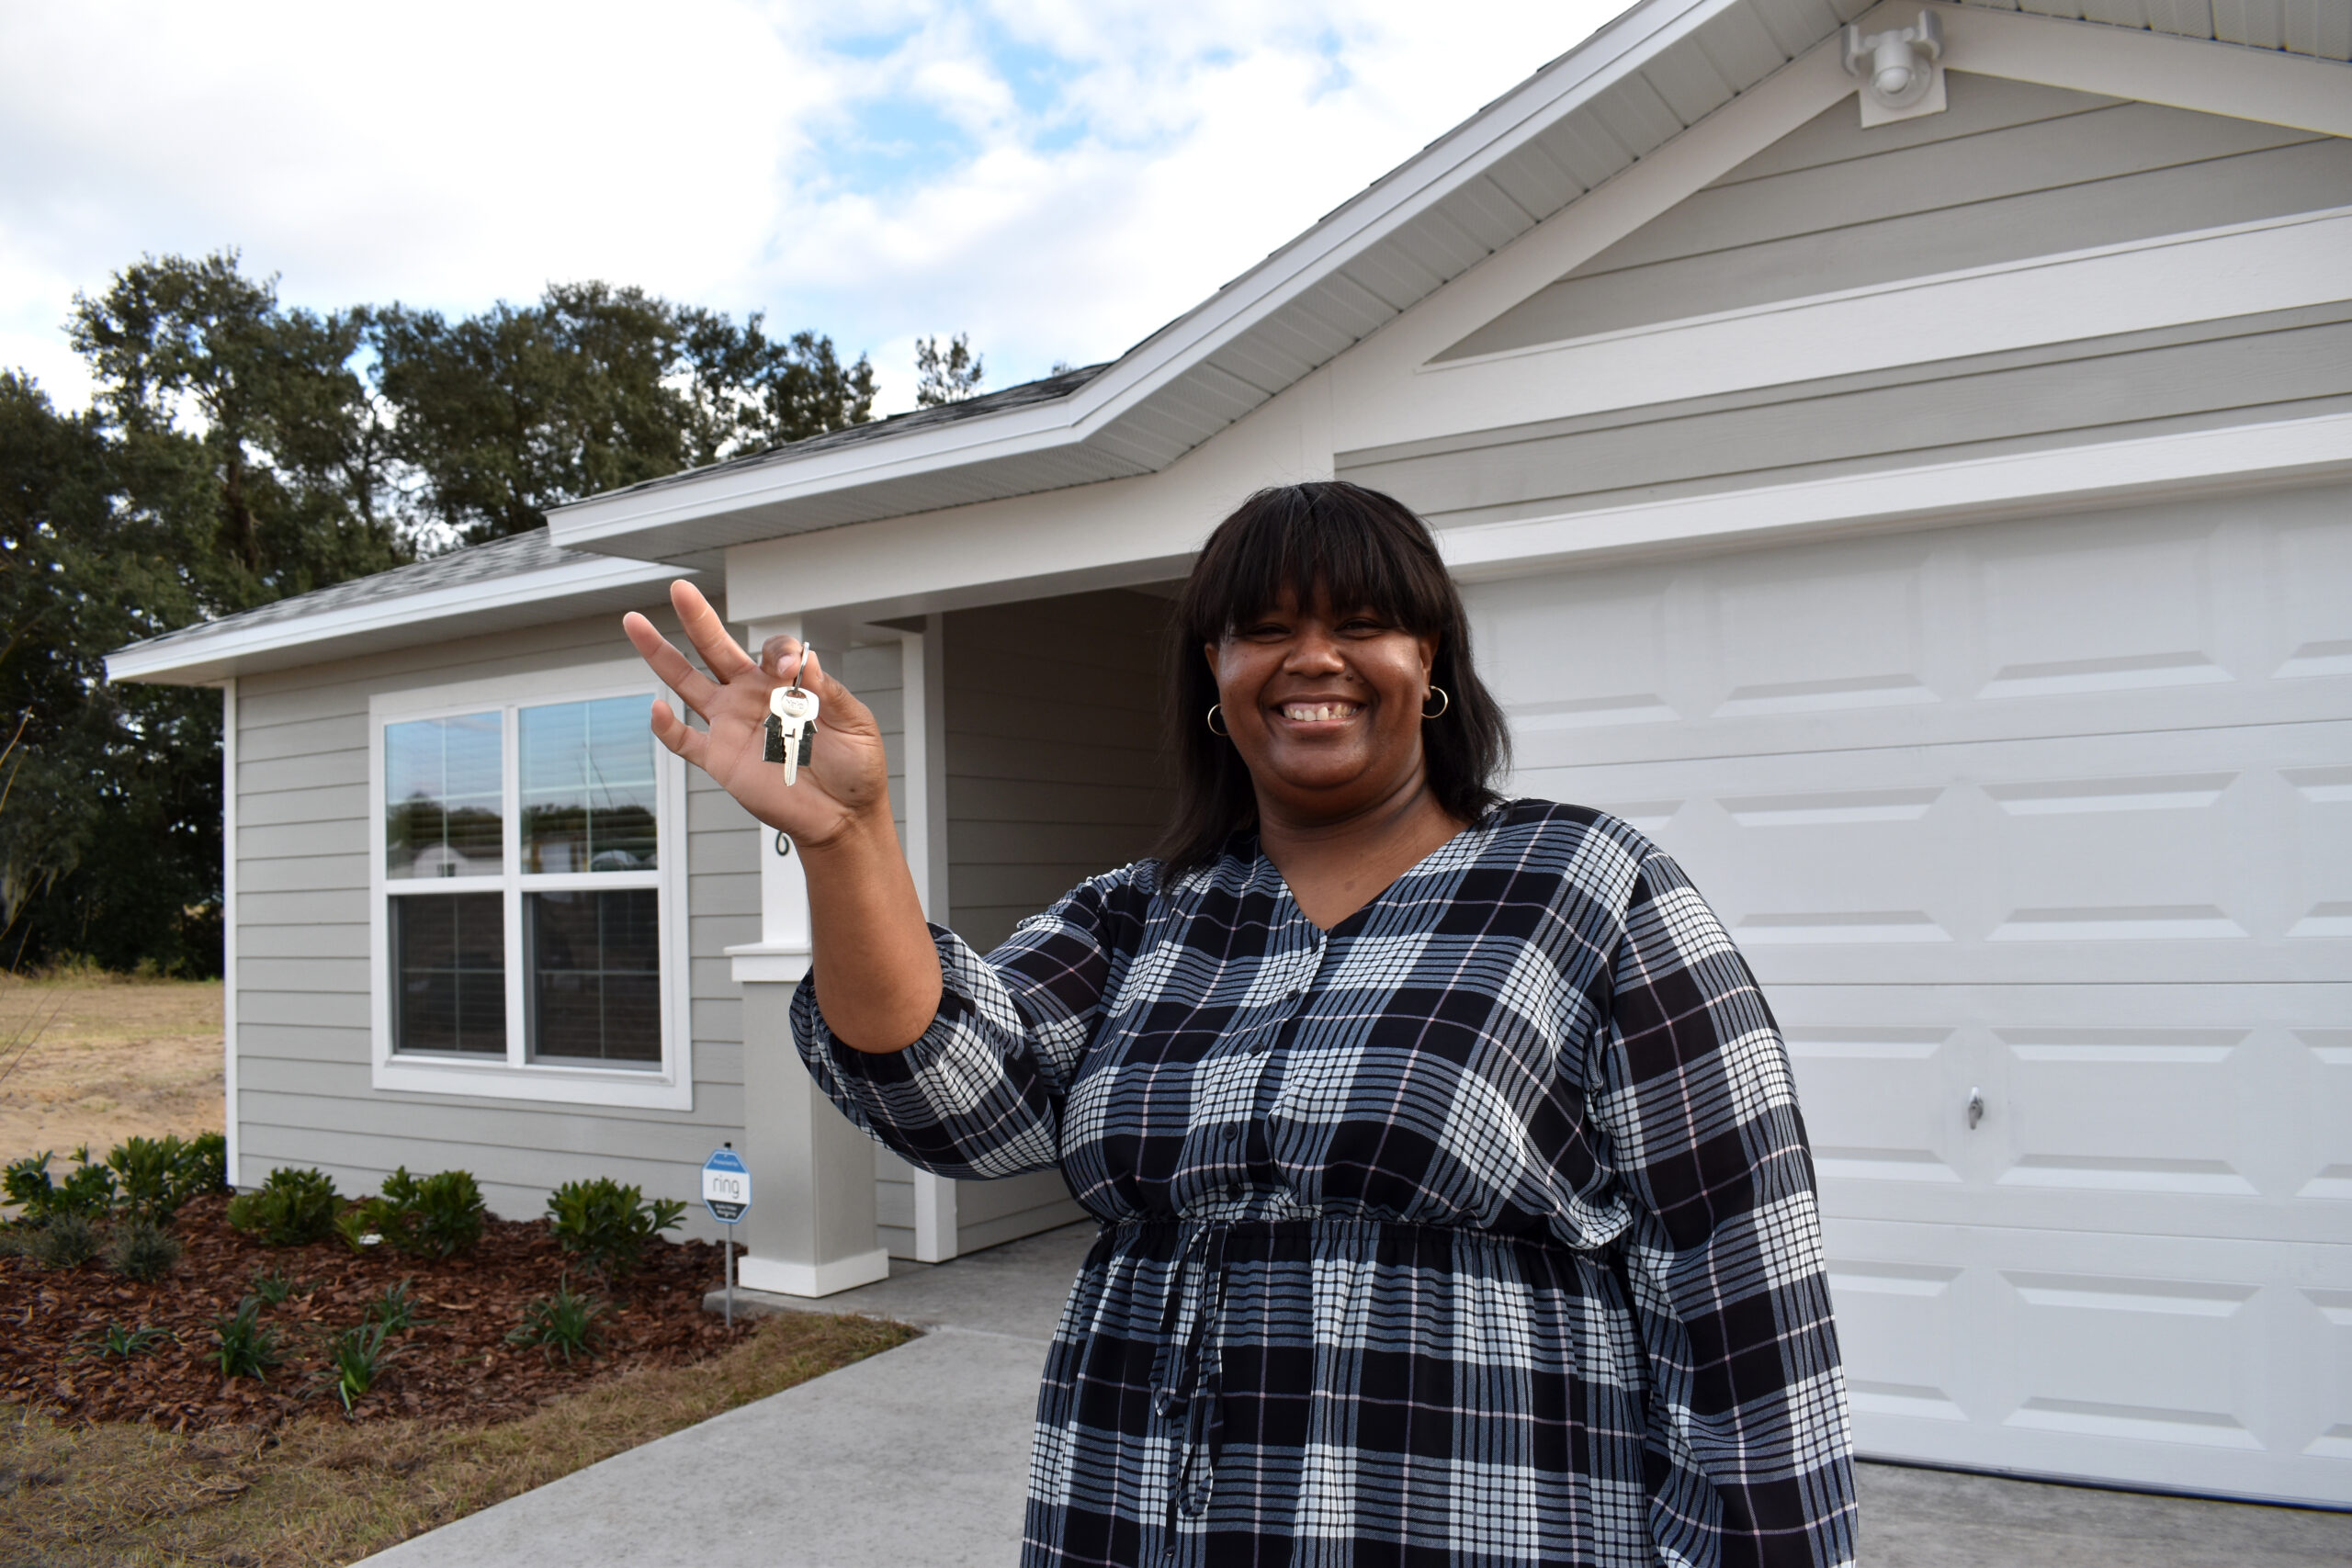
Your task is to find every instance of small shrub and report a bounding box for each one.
[545,1177,686,1278]
[225,1166,340,1246]
[104,1220,182,1282]
[506,1275,605,1363]
[79,1323,171,1359]
[320,1320,395,1413]
[28,1212,99,1269]
[174,1132,229,1201]
[377,1167,486,1258]
[4,1149,117,1222]
[211,1297,283,1381]
[366,1278,426,1335]
[105,1136,180,1222]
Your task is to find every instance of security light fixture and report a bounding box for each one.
[1844,10,1947,126]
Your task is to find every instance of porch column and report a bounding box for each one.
[900,616,959,1262]
[725,615,890,1298]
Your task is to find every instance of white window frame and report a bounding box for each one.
[368,660,692,1110]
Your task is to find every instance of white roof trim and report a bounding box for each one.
[105,551,690,686]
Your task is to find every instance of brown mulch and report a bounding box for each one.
[1,1195,749,1433]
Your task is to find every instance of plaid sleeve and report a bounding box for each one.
[1588,852,1858,1568]
[788,867,1136,1181]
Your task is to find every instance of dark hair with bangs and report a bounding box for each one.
[1151,481,1510,876]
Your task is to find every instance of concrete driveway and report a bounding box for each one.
[358,1224,2347,1567]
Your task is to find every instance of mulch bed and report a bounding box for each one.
[1,1195,747,1433]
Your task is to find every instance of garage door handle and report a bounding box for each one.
[1966,1089,1984,1130]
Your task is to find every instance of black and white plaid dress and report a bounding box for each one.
[794,800,1857,1568]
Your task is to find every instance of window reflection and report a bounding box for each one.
[527,889,661,1064]
[386,714,503,879]
[520,696,658,874]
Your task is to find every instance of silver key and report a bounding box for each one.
[767,684,819,785]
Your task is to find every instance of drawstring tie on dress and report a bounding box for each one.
[1152,1223,1232,1541]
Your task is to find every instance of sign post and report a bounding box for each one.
[702,1144,752,1326]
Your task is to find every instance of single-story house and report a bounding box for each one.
[109,0,2350,1509]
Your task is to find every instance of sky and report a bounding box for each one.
[0,0,1631,415]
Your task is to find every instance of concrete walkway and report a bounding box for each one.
[360,1223,2347,1567]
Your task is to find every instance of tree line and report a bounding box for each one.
[2,250,968,976]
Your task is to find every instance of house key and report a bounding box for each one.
[764,648,819,785]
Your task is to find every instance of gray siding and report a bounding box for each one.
[1345,302,2352,530]
[944,590,1177,951]
[231,606,761,1238]
[1441,73,2352,361]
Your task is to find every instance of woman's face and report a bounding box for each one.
[1206,585,1439,827]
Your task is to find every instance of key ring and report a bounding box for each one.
[789,643,809,693]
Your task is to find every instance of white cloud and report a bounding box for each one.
[2,0,1629,413]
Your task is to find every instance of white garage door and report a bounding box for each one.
[1467,481,2352,1506]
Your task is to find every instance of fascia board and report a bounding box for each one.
[104,554,695,687]
[548,0,1751,552]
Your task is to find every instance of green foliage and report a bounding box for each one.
[104,1133,221,1222]
[544,1177,686,1278]
[914,333,984,407]
[374,282,876,545]
[210,1296,282,1381]
[320,1319,394,1414]
[103,1219,182,1282]
[249,1266,305,1304]
[224,1165,340,1247]
[350,1167,485,1258]
[82,1322,172,1359]
[28,1211,99,1269]
[505,1276,605,1364]
[334,1205,383,1253]
[3,1148,119,1222]
[365,1279,426,1335]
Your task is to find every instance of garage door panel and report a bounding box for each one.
[1706,547,1936,716]
[2286,765,2352,938]
[1824,1219,2352,1502]
[1973,519,2228,699]
[1774,984,2351,1244]
[2271,506,2352,679]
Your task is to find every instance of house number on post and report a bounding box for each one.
[703,1145,752,1325]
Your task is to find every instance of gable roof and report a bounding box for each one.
[545,0,2352,562]
[110,0,2350,683]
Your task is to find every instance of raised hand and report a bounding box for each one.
[621,581,890,849]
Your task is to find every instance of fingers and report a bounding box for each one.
[671,581,760,682]
[623,612,718,715]
[648,698,707,769]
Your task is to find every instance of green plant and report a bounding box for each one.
[320,1320,394,1413]
[4,1148,117,1222]
[225,1166,341,1246]
[104,1219,182,1282]
[364,1279,430,1336]
[544,1177,686,1278]
[505,1275,605,1364]
[250,1266,305,1304]
[105,1136,178,1221]
[175,1131,229,1201]
[211,1297,283,1381]
[372,1167,486,1258]
[334,1205,385,1252]
[28,1211,99,1269]
[77,1322,171,1359]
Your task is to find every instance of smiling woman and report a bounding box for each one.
[623,481,1858,1568]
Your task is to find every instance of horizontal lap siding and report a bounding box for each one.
[231,606,759,1239]
[1440,73,2352,360]
[936,589,1179,1250]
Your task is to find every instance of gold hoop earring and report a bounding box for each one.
[1205,704,1229,737]
[1421,686,1451,719]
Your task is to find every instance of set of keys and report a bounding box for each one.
[763,646,820,785]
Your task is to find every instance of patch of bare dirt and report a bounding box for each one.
[0,976,222,1169]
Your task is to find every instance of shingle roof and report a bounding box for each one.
[119,527,589,658]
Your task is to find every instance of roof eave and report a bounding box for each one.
[106,553,700,687]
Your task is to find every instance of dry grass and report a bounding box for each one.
[0,971,222,1171]
[0,1308,916,1566]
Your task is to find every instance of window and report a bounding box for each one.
[370,666,690,1109]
